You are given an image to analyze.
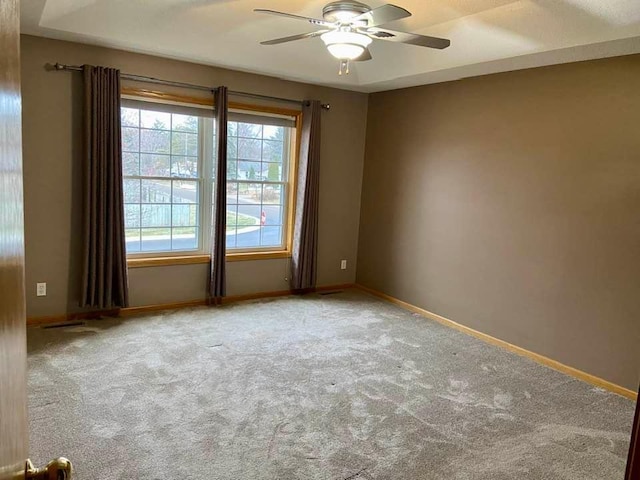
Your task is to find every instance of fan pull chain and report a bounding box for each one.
[338,59,350,75]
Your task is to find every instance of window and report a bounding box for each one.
[225,114,295,251]
[121,95,299,261]
[121,100,209,255]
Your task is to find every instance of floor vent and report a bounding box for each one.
[43,321,85,329]
[318,290,344,296]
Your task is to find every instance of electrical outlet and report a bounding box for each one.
[340,260,347,270]
[36,282,47,297]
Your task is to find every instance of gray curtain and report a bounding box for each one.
[80,65,129,308]
[291,100,322,292]
[208,86,228,304]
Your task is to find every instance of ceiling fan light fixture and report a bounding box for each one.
[255,2,451,75]
[321,30,372,60]
[327,43,364,60]
[322,1,370,23]
[332,10,361,23]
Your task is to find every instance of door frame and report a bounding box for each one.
[626,385,640,479]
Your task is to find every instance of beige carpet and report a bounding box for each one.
[27,289,635,479]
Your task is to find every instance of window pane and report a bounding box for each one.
[237,122,262,138]
[121,104,204,255]
[227,158,240,180]
[122,127,139,152]
[237,138,261,161]
[260,185,284,225]
[264,190,284,226]
[141,180,171,203]
[239,212,260,230]
[236,228,258,248]
[240,204,260,221]
[172,114,198,133]
[141,228,171,252]
[228,204,260,245]
[260,225,283,247]
[121,108,139,127]
[227,136,237,159]
[141,204,171,227]
[172,227,198,250]
[124,204,141,228]
[226,205,238,249]
[171,156,198,178]
[172,132,198,156]
[125,229,141,253]
[226,231,237,249]
[262,140,283,163]
[140,129,170,154]
[172,180,198,204]
[239,161,262,180]
[222,122,290,250]
[226,204,238,229]
[263,184,283,205]
[140,154,170,177]
[224,118,293,252]
[238,182,261,203]
[172,204,198,227]
[225,180,286,250]
[124,179,141,203]
[123,152,139,176]
[226,182,238,205]
[140,110,170,129]
[264,163,283,182]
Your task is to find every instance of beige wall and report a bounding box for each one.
[21,35,368,318]
[21,33,639,390]
[358,55,640,390]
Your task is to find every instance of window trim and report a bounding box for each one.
[121,87,302,265]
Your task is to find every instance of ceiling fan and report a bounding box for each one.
[255,1,450,75]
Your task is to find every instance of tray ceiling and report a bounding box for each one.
[21,0,640,92]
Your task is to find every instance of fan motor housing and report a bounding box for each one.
[323,1,371,23]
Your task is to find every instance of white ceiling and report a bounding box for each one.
[21,0,640,92]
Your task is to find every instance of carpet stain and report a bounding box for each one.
[493,390,513,410]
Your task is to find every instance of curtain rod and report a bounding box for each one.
[48,63,331,110]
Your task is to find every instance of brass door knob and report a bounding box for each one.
[25,458,73,480]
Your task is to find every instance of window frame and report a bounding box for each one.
[121,88,301,267]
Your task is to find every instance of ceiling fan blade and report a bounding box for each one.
[352,4,411,27]
[364,27,450,49]
[254,9,332,27]
[354,48,373,62]
[260,30,329,46]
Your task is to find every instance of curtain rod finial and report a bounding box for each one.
[321,104,330,110]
